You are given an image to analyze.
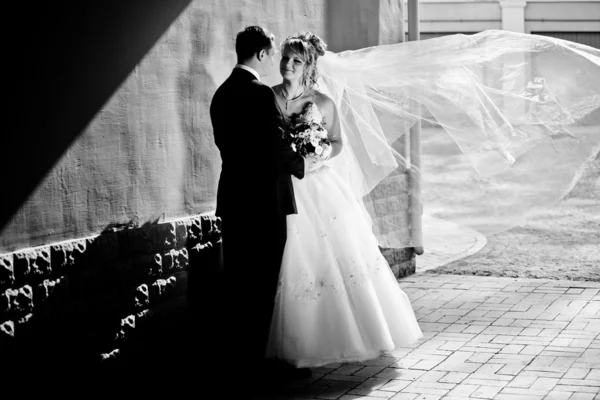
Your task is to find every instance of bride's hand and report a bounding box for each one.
[303,155,318,175]
[306,155,325,174]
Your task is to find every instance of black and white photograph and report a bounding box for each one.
[1,0,599,398]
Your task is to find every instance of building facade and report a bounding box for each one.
[405,0,600,48]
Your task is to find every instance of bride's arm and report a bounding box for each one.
[319,93,343,160]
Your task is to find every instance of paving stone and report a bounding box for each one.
[467,353,495,364]
[377,368,426,381]
[323,374,368,383]
[353,366,388,378]
[553,385,600,393]
[497,364,526,375]
[345,388,397,398]
[438,372,469,384]
[333,365,365,376]
[379,379,412,392]
[316,385,353,399]
[445,384,479,397]
[544,391,574,400]
[400,380,452,396]
[569,393,598,400]
[586,369,600,381]
[388,394,418,400]
[353,378,391,391]
[520,345,546,355]
[564,368,591,379]
[470,385,502,399]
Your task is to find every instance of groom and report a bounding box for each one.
[209,26,313,381]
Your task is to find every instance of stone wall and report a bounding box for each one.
[370,169,417,277]
[1,213,221,373]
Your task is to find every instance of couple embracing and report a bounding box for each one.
[209,25,423,384]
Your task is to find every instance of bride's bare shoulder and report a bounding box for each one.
[312,89,335,112]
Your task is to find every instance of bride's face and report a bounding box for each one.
[280,49,305,83]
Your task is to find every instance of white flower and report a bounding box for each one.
[305,105,316,121]
[315,145,324,155]
[318,129,328,139]
[291,143,297,152]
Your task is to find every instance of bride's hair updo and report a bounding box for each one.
[281,32,327,89]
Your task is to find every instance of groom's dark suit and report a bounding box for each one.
[209,66,305,367]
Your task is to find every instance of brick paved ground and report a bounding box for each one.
[257,274,600,400]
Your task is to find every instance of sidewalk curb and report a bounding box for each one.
[415,214,488,273]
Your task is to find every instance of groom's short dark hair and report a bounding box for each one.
[236,26,275,62]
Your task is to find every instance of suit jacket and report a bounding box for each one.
[210,67,305,218]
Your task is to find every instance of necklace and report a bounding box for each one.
[281,86,305,110]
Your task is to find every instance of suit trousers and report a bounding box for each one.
[217,213,288,364]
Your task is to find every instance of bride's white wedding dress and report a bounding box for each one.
[265,103,423,368]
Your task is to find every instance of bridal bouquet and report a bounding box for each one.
[283,111,333,160]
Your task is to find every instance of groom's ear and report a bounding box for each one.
[257,49,265,62]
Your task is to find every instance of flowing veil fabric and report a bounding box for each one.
[315,30,600,250]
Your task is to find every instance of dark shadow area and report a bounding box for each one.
[2,0,193,232]
[1,215,224,390]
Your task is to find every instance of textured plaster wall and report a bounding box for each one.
[2,0,406,254]
[0,0,327,253]
[327,0,405,52]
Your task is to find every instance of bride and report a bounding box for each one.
[265,32,424,368]
[264,29,599,369]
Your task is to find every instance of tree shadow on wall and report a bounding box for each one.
[2,0,194,233]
